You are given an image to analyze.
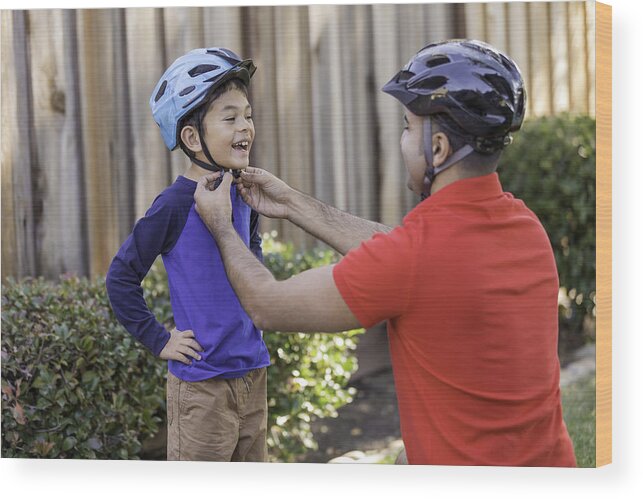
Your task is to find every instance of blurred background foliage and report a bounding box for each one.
[500,114,596,359]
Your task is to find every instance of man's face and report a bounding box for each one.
[200,88,255,170]
[400,109,428,195]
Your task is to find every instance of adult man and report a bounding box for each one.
[194,40,576,466]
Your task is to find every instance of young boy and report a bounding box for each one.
[106,48,270,462]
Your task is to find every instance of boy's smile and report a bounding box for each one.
[200,88,255,170]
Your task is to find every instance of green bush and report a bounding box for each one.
[1,276,165,459]
[1,233,361,461]
[261,234,361,462]
[499,114,596,354]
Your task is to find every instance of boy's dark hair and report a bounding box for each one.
[178,78,249,160]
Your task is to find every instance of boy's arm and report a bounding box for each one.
[236,167,392,255]
[106,195,202,362]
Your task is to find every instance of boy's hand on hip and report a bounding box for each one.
[194,172,233,232]
[235,166,291,219]
[159,328,204,365]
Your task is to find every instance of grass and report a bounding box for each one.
[561,374,596,467]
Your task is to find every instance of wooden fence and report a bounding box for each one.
[1,2,596,279]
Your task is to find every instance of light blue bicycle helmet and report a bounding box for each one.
[150,47,256,172]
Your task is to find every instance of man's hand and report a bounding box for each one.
[234,166,292,219]
[194,172,234,233]
[159,328,204,365]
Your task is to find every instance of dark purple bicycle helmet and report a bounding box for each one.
[382,39,526,199]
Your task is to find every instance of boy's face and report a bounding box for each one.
[200,88,255,170]
[400,109,428,195]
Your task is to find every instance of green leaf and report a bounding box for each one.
[62,436,77,451]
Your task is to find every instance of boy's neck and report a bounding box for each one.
[184,162,215,182]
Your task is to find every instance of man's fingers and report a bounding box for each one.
[196,173,221,191]
[180,329,195,338]
[220,171,234,188]
[240,168,267,184]
[236,185,252,204]
[244,166,264,175]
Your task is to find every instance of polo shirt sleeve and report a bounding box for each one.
[106,193,182,356]
[332,225,416,328]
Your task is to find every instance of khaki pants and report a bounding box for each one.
[166,367,267,462]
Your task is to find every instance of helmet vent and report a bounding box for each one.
[206,49,241,65]
[483,74,512,100]
[154,80,168,102]
[188,64,220,77]
[179,85,196,96]
[425,55,450,68]
[396,70,415,83]
[412,76,447,92]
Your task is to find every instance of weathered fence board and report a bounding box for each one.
[77,9,122,276]
[529,2,553,116]
[1,2,598,279]
[125,8,171,220]
[244,7,282,240]
[60,10,89,276]
[29,10,69,279]
[5,11,37,278]
[372,4,404,226]
[203,6,242,54]
[569,1,590,114]
[163,7,204,181]
[551,2,571,113]
[1,11,20,278]
[274,6,315,249]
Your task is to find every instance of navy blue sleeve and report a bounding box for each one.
[249,209,263,263]
[106,192,186,356]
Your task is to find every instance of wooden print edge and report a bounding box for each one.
[595,0,612,468]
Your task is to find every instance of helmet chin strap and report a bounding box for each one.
[421,117,474,200]
[190,123,242,186]
[192,121,227,174]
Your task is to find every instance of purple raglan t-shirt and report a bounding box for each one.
[106,175,270,382]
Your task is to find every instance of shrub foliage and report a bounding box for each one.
[1,276,165,459]
[1,234,361,461]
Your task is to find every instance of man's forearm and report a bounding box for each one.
[210,224,277,328]
[209,222,360,333]
[287,190,392,254]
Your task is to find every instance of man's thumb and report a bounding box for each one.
[241,168,266,185]
[221,171,234,188]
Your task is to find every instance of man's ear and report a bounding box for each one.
[432,132,451,168]
[180,125,202,154]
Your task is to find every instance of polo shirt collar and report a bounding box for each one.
[424,172,504,205]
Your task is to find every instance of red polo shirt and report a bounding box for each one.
[333,173,576,466]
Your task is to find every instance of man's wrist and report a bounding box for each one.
[286,188,309,224]
[206,213,234,239]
